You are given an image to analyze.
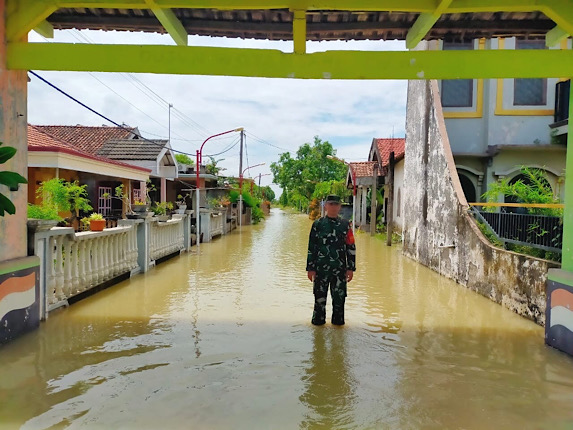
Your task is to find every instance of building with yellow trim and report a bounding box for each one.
[439,37,571,204]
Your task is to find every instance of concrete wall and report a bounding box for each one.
[0,0,28,261]
[403,78,559,326]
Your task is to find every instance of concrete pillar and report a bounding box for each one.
[360,187,368,229]
[546,79,573,356]
[160,177,167,202]
[0,0,28,261]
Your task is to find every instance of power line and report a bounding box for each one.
[30,70,199,158]
[205,136,241,157]
[245,131,290,152]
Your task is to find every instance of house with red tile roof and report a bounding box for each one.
[32,124,178,203]
[28,125,151,217]
[368,137,406,233]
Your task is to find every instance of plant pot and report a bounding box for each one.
[174,208,185,214]
[177,204,187,211]
[132,204,149,213]
[156,215,170,222]
[89,219,106,231]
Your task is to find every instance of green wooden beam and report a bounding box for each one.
[292,9,307,54]
[144,0,187,46]
[34,20,55,39]
[542,0,573,37]
[22,0,545,13]
[561,79,573,271]
[546,26,569,48]
[6,0,58,42]
[7,42,573,79]
[406,0,453,49]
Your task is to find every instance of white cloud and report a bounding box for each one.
[27,30,407,195]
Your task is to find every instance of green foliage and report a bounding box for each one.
[37,178,92,220]
[312,180,351,201]
[175,153,194,166]
[205,156,224,175]
[0,141,27,216]
[270,136,348,210]
[476,220,504,247]
[151,201,173,216]
[482,166,562,216]
[27,204,62,221]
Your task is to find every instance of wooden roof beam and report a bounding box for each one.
[144,0,188,46]
[292,9,307,54]
[7,42,573,80]
[34,20,55,39]
[6,0,57,42]
[406,0,453,49]
[546,26,569,48]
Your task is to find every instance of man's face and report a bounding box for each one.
[325,201,341,217]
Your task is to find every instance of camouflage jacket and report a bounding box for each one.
[306,216,356,273]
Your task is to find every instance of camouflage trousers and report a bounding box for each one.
[312,270,347,325]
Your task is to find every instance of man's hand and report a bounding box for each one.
[346,270,354,282]
[307,271,316,282]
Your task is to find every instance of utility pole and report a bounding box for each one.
[386,152,395,246]
[371,163,377,236]
[168,103,173,144]
[238,129,244,227]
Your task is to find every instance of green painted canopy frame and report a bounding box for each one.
[3,0,573,271]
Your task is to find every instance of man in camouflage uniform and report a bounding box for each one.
[306,195,356,326]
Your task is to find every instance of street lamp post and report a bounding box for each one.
[239,162,265,227]
[327,155,357,235]
[196,127,243,249]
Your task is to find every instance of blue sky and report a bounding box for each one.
[27,30,407,194]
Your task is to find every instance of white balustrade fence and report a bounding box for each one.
[42,226,138,309]
[149,218,185,261]
[29,213,192,318]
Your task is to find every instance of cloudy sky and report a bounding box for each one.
[28,30,407,194]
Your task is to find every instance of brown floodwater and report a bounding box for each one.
[1,209,573,429]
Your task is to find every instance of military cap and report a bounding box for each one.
[325,194,341,203]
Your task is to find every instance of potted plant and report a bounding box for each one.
[81,213,106,231]
[152,201,173,221]
[174,194,189,214]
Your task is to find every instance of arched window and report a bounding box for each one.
[457,172,477,203]
[504,172,552,213]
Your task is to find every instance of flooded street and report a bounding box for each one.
[1,209,573,429]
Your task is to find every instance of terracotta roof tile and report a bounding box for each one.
[98,139,168,161]
[348,161,377,178]
[374,138,406,168]
[33,125,136,154]
[28,125,151,173]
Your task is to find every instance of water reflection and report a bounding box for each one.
[300,327,356,429]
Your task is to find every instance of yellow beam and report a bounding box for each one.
[7,42,573,80]
[34,20,55,39]
[406,0,453,49]
[22,0,545,13]
[6,0,57,42]
[546,26,569,48]
[292,9,307,54]
[144,0,188,46]
[470,203,565,209]
[542,0,573,37]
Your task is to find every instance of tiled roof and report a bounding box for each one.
[348,161,377,178]
[33,125,136,155]
[98,139,168,161]
[374,138,406,167]
[28,125,151,173]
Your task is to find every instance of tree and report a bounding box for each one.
[270,136,348,208]
[205,156,224,175]
[175,153,194,166]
